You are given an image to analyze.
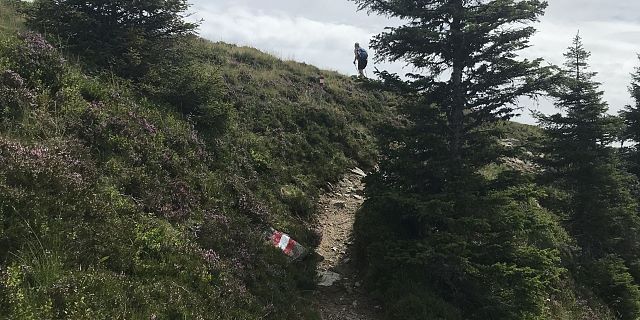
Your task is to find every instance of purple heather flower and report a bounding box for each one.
[201,249,220,265]
[0,70,25,88]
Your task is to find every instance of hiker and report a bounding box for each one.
[353,43,368,78]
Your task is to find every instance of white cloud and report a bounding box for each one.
[516,18,640,123]
[191,4,377,74]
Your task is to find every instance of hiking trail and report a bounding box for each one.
[313,169,382,320]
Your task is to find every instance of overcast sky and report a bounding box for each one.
[189,0,640,124]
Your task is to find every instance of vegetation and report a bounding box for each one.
[23,0,197,80]
[0,1,393,318]
[620,56,640,176]
[4,0,640,319]
[536,34,640,319]
[0,0,23,33]
[351,1,640,320]
[350,0,566,319]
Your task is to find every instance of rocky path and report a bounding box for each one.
[313,168,382,320]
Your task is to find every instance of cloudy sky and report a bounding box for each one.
[189,0,640,124]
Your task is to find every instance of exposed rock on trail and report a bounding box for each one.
[314,169,382,320]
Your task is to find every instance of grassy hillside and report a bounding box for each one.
[0,1,23,34]
[0,4,395,319]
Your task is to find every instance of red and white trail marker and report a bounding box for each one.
[268,229,307,261]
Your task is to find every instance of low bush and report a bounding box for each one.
[0,31,65,90]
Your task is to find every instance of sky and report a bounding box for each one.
[189,0,640,124]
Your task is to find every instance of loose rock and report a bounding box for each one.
[318,271,342,287]
[350,167,367,177]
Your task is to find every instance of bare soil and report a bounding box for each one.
[313,170,382,320]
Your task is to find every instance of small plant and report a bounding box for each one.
[4,223,63,319]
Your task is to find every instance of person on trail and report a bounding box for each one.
[353,43,368,78]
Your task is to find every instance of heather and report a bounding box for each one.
[0,3,393,318]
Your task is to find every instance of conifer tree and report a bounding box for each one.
[353,0,550,178]
[24,0,197,79]
[351,1,566,319]
[537,34,640,319]
[620,57,640,176]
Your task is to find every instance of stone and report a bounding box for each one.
[350,167,367,177]
[318,271,342,287]
[353,194,364,200]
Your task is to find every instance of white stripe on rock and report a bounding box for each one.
[278,234,290,250]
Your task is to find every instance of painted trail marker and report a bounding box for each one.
[268,229,307,261]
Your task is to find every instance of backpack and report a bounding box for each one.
[358,48,368,60]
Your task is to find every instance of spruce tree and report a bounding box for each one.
[351,1,566,319]
[24,0,198,79]
[537,34,640,319]
[620,57,640,176]
[353,0,550,177]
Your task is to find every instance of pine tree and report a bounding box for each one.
[537,34,640,319]
[620,57,640,176]
[353,0,551,178]
[24,0,198,79]
[351,1,566,319]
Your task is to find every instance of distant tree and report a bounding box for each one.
[350,0,566,319]
[537,34,640,319]
[620,57,640,175]
[24,0,198,79]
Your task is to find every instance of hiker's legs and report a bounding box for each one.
[358,58,368,78]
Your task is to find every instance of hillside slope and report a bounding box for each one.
[0,4,396,318]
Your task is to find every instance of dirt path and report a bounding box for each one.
[313,169,382,320]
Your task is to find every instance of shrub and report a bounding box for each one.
[0,70,35,123]
[142,61,232,137]
[0,32,65,90]
[386,289,462,320]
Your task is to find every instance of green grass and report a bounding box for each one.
[496,120,544,142]
[0,1,24,34]
[186,39,396,232]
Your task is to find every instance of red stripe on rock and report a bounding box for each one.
[272,232,282,246]
[284,238,297,255]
